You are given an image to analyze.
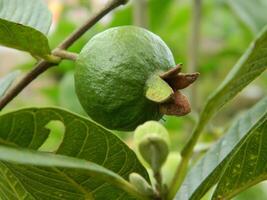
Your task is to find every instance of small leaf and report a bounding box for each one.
[227,0,267,34]
[0,0,52,57]
[175,97,267,200]
[145,75,173,103]
[0,70,20,97]
[129,173,154,196]
[212,121,267,199]
[134,121,170,170]
[0,107,149,199]
[139,135,169,172]
[134,121,170,145]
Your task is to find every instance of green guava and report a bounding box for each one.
[74,26,198,131]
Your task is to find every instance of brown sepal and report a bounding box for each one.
[167,72,200,90]
[160,64,182,79]
[159,91,191,116]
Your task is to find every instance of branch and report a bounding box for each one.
[0,0,128,111]
[58,0,128,49]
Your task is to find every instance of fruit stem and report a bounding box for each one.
[53,49,78,61]
[42,54,61,64]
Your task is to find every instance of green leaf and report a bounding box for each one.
[145,75,173,103]
[0,70,20,97]
[212,121,267,199]
[182,26,267,155]
[0,145,148,200]
[199,26,267,130]
[0,0,52,57]
[227,0,267,34]
[175,97,267,200]
[0,107,149,199]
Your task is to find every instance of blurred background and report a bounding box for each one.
[0,0,266,199]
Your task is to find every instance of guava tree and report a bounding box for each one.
[0,0,266,200]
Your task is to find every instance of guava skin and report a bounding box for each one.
[75,26,175,131]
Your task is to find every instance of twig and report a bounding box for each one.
[0,0,128,111]
[167,0,203,199]
[58,0,128,49]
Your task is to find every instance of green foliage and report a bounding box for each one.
[0,71,20,97]
[0,0,266,199]
[202,25,267,125]
[175,97,267,200]
[139,136,169,173]
[0,108,149,199]
[129,173,154,196]
[212,121,267,199]
[227,0,267,34]
[0,145,142,200]
[134,121,170,170]
[183,26,267,156]
[0,0,51,58]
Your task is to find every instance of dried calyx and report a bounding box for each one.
[159,64,199,116]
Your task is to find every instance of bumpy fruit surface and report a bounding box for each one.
[75,26,175,131]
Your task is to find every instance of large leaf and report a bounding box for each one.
[0,108,149,200]
[0,0,51,57]
[0,145,144,200]
[182,26,267,155]
[227,0,267,34]
[212,121,267,199]
[0,70,20,97]
[175,97,267,200]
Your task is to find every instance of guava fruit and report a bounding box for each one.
[75,26,198,131]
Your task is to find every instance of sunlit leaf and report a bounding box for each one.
[0,0,52,57]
